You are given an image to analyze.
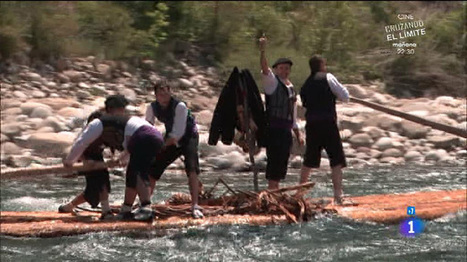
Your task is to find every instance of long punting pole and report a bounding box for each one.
[1,160,119,179]
[349,96,467,138]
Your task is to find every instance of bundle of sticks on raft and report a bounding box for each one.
[151,180,333,223]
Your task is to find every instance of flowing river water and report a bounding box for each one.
[1,165,466,261]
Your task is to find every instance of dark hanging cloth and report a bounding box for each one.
[208,67,266,148]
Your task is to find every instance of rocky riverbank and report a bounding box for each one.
[1,57,466,173]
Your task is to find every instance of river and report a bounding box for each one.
[1,165,466,261]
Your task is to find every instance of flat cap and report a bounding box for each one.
[272,57,293,68]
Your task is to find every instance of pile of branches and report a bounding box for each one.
[166,179,334,223]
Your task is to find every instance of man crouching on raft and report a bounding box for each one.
[63,95,164,221]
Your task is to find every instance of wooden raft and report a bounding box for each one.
[1,188,465,238]
[324,188,466,224]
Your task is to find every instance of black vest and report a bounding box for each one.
[301,72,337,121]
[98,115,130,151]
[150,98,196,144]
[265,75,296,128]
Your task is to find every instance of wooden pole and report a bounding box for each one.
[1,160,119,179]
[240,72,259,192]
[349,96,467,138]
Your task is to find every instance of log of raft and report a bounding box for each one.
[325,188,466,224]
[1,188,465,238]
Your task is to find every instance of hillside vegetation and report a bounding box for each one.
[0,1,465,97]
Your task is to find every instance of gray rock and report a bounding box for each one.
[381,148,403,158]
[434,96,457,107]
[456,150,467,159]
[91,85,107,95]
[78,82,90,89]
[339,116,364,133]
[39,116,68,132]
[344,84,367,98]
[426,114,458,127]
[46,82,57,89]
[20,102,52,116]
[370,93,388,104]
[96,64,112,79]
[374,137,394,151]
[1,124,22,137]
[189,87,199,95]
[370,149,382,159]
[118,88,137,103]
[290,156,302,169]
[198,133,238,157]
[379,157,405,165]
[30,106,53,119]
[23,72,43,82]
[365,115,401,132]
[31,81,43,88]
[3,107,22,116]
[344,148,357,158]
[194,110,213,126]
[56,73,70,83]
[1,134,9,143]
[457,122,466,131]
[400,120,430,139]
[63,70,82,83]
[207,156,232,170]
[404,151,423,162]
[15,115,28,122]
[355,152,371,160]
[26,132,75,157]
[178,78,194,89]
[425,149,449,161]
[76,90,91,99]
[13,91,28,99]
[340,129,353,141]
[122,72,132,78]
[1,142,23,155]
[36,126,55,133]
[31,90,47,99]
[57,107,85,118]
[362,126,386,140]
[5,155,33,168]
[26,118,45,129]
[347,158,370,167]
[348,133,373,148]
[392,141,406,153]
[185,68,197,77]
[427,136,460,150]
[1,99,22,109]
[141,60,155,70]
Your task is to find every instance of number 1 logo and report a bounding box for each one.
[400,218,424,237]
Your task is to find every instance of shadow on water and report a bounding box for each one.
[1,165,466,262]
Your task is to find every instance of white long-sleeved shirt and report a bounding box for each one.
[145,102,188,140]
[325,73,350,102]
[261,68,298,129]
[65,116,151,164]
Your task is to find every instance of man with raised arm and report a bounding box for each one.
[259,35,304,190]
